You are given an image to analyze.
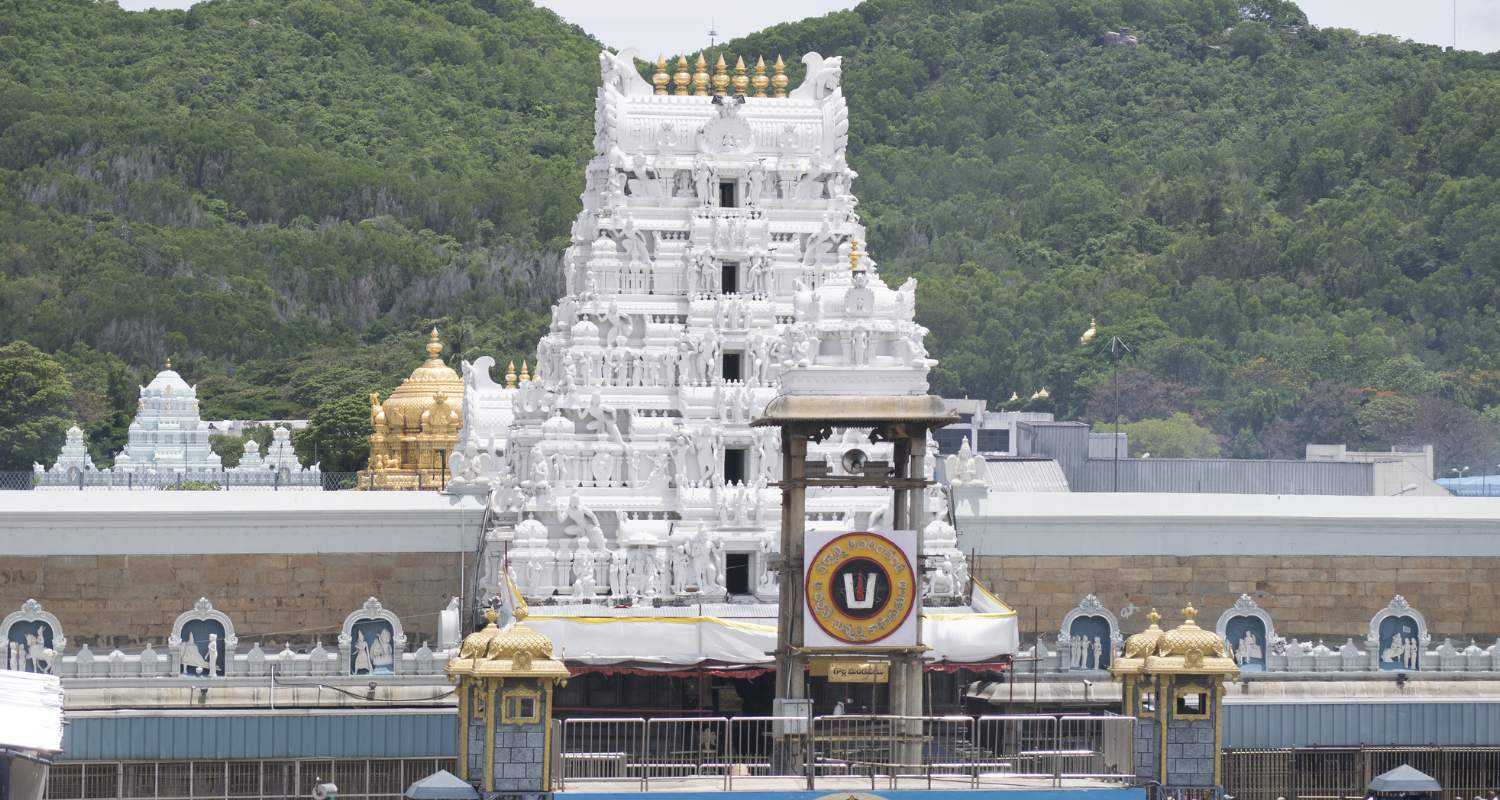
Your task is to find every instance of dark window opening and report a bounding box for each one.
[725,552,751,595]
[724,448,747,484]
[721,262,739,294]
[722,352,742,381]
[719,181,737,208]
[1175,692,1205,716]
[977,429,1009,453]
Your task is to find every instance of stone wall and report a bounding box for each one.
[975,555,1500,641]
[0,552,463,650]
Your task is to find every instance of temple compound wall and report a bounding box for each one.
[0,491,484,650]
[0,553,462,649]
[975,554,1500,642]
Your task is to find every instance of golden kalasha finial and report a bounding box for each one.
[1181,603,1198,622]
[426,327,443,360]
[673,55,690,95]
[752,56,769,97]
[1146,608,1161,626]
[849,240,862,271]
[652,55,669,95]
[732,55,749,96]
[711,53,730,96]
[771,55,788,98]
[504,360,517,388]
[164,357,172,370]
[692,54,710,96]
[519,359,531,382]
[1079,316,1097,345]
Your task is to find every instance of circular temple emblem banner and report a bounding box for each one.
[803,530,919,649]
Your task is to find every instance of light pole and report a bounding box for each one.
[1083,319,1132,492]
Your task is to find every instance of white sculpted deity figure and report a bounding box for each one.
[670,544,690,595]
[757,537,779,593]
[354,634,374,674]
[560,493,606,548]
[608,548,628,597]
[1235,630,1263,665]
[181,633,210,675]
[747,253,770,295]
[944,438,984,488]
[687,525,722,592]
[693,154,716,207]
[745,160,768,207]
[582,393,625,447]
[571,539,599,597]
[851,328,871,366]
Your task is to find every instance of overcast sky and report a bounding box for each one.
[115,0,1500,54]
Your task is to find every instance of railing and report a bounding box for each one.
[44,758,457,800]
[1223,746,1500,800]
[557,713,1135,790]
[3,472,398,491]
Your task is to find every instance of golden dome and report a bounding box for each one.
[1122,608,1164,659]
[1158,605,1231,664]
[379,329,463,432]
[447,605,569,682]
[458,607,504,660]
[484,605,554,661]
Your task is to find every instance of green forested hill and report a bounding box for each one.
[3,0,1499,471]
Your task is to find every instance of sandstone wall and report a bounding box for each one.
[974,554,1500,642]
[0,552,464,650]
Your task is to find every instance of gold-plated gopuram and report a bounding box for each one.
[360,329,464,490]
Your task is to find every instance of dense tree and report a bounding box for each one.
[0,0,1497,473]
[1099,413,1222,458]
[294,395,372,473]
[0,342,75,470]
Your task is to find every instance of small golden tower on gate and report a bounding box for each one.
[1112,605,1239,791]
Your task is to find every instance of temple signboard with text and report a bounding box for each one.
[803,530,919,649]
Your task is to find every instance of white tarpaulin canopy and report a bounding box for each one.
[0,669,65,754]
[526,586,1018,670]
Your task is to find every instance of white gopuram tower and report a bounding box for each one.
[449,51,1007,670]
[113,361,224,475]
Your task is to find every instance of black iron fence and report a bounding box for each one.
[1224,746,1500,800]
[0,471,399,491]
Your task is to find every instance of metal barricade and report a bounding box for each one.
[916,715,978,789]
[558,717,645,790]
[1058,714,1136,780]
[642,717,730,790]
[975,714,1060,783]
[726,716,806,787]
[812,714,895,781]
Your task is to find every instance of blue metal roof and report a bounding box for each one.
[1224,702,1500,748]
[61,711,455,761]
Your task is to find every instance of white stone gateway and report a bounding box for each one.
[34,426,100,485]
[448,51,1013,667]
[226,426,320,486]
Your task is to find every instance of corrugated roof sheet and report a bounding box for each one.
[981,459,1070,492]
[1074,458,1373,495]
[60,710,454,761]
[1224,701,1500,748]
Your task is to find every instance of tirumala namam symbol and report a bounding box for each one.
[843,571,879,609]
